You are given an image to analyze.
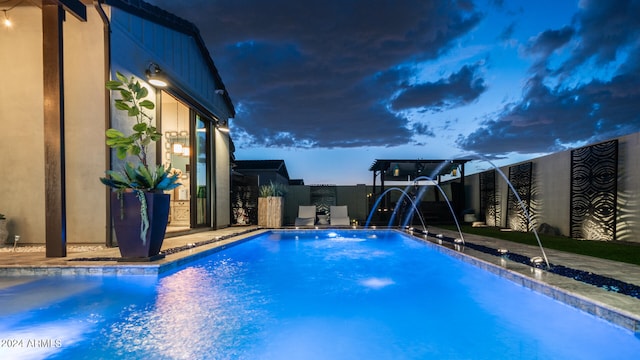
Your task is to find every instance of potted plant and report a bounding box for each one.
[257,181,287,228]
[0,213,8,245]
[100,72,181,260]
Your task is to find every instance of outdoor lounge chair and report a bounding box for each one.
[330,205,350,226]
[294,205,317,226]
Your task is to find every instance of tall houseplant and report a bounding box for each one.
[100,72,180,260]
[257,181,287,228]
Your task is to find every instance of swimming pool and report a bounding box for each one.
[1,230,639,359]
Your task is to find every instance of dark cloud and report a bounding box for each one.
[521,26,574,76]
[457,0,640,156]
[523,26,574,59]
[458,71,640,155]
[391,64,487,111]
[559,0,640,72]
[148,0,482,148]
[411,122,436,137]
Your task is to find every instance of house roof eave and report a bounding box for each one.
[103,0,235,116]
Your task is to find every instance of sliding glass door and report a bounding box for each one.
[160,93,212,230]
[161,93,191,231]
[194,114,210,227]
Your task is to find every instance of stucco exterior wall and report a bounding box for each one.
[531,152,572,235]
[283,186,312,225]
[336,185,369,223]
[215,129,231,228]
[0,6,46,245]
[617,132,640,242]
[0,6,108,245]
[63,7,108,244]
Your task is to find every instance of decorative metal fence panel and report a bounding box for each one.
[231,185,258,225]
[506,162,533,231]
[310,186,337,215]
[570,140,618,240]
[479,170,500,226]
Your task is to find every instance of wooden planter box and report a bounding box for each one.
[258,196,284,228]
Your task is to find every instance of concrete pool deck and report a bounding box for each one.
[0,225,639,332]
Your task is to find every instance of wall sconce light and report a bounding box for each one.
[215,119,230,133]
[145,62,168,87]
[2,10,12,28]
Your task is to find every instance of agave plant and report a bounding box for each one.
[100,162,181,193]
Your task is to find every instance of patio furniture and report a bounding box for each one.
[317,214,329,225]
[330,205,350,226]
[294,205,317,226]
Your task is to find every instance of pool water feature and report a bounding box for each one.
[365,187,430,232]
[1,230,639,359]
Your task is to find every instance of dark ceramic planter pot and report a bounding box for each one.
[111,192,170,261]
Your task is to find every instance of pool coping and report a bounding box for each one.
[0,230,269,277]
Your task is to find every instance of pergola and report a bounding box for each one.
[368,159,471,217]
[369,159,470,191]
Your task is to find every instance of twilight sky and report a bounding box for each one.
[148,0,640,184]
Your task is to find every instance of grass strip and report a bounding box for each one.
[439,225,640,266]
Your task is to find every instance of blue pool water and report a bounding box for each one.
[1,230,639,359]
